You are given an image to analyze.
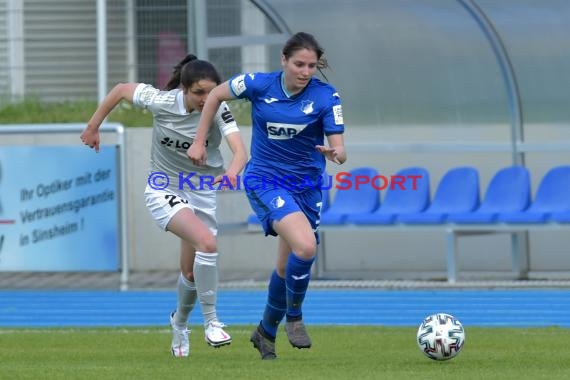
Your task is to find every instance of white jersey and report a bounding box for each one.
[133,83,239,191]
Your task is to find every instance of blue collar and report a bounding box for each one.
[280,72,293,98]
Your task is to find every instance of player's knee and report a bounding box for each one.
[293,240,317,260]
[198,242,217,254]
[196,235,217,253]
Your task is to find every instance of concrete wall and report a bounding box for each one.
[124,125,570,281]
[1,124,568,280]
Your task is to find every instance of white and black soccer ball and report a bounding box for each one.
[416,313,465,361]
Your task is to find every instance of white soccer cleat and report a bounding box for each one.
[170,312,190,357]
[204,320,232,347]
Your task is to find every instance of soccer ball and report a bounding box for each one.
[416,313,465,361]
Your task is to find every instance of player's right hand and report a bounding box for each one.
[187,142,207,166]
[80,126,101,153]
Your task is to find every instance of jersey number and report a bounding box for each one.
[164,194,189,208]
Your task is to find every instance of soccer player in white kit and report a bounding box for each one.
[80,54,248,357]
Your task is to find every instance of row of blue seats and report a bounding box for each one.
[319,165,570,225]
[247,165,570,226]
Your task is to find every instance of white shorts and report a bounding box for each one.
[144,185,218,235]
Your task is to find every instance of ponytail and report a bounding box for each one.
[163,54,198,90]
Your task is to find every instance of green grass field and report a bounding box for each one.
[1,326,568,380]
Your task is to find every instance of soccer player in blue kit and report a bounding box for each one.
[189,32,347,359]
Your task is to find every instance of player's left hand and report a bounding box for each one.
[316,145,341,164]
[213,172,239,191]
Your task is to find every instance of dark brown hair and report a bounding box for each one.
[282,32,329,79]
[163,54,222,91]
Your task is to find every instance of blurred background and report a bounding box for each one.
[1,0,570,288]
[2,0,570,124]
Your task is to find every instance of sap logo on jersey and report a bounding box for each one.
[266,122,308,140]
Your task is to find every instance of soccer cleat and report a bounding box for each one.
[250,324,276,360]
[285,319,312,348]
[170,312,190,357]
[204,320,232,347]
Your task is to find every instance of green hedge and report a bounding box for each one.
[0,98,252,128]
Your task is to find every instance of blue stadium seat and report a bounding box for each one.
[398,166,480,224]
[346,167,430,224]
[447,166,531,224]
[497,165,570,223]
[551,211,570,223]
[247,213,261,226]
[320,167,380,225]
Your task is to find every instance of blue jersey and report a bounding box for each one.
[229,71,344,191]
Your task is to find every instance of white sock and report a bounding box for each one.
[173,272,197,329]
[193,251,219,326]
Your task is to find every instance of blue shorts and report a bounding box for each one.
[246,184,323,243]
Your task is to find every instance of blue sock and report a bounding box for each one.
[261,270,286,338]
[285,253,315,320]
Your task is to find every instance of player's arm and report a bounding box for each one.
[188,81,235,165]
[316,133,347,165]
[316,89,346,164]
[81,83,139,152]
[215,132,248,188]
